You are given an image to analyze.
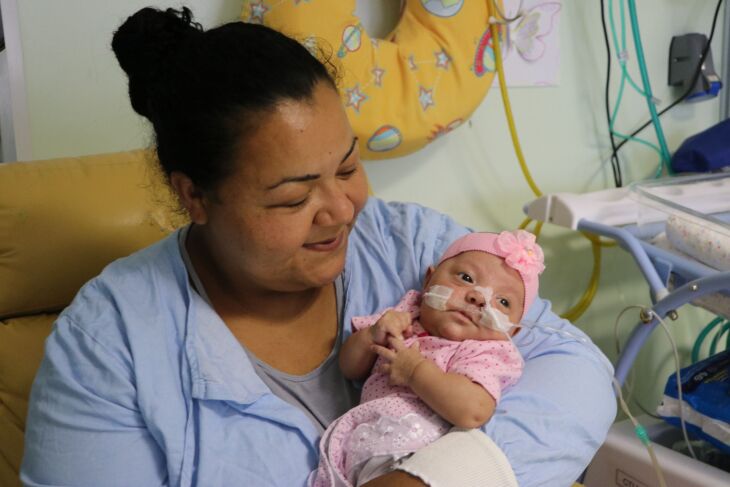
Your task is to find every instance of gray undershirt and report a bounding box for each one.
[178,225,359,433]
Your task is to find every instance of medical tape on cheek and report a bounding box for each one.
[478,307,514,333]
[422,285,453,310]
[424,284,514,332]
[468,286,515,333]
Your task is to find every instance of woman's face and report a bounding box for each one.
[200,81,368,293]
[419,251,525,341]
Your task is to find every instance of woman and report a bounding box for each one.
[21,7,615,487]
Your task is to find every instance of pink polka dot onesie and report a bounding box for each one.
[309,290,523,487]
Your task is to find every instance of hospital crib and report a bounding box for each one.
[526,172,730,384]
[526,172,730,485]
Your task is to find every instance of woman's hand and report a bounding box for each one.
[370,310,413,346]
[361,470,427,486]
[372,336,425,386]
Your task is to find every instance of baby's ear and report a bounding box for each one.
[423,266,436,287]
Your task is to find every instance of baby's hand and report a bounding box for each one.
[370,310,413,346]
[372,337,425,387]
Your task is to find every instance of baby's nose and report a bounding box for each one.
[466,289,486,307]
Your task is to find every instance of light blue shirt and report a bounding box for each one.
[21,198,616,487]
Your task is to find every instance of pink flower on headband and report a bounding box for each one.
[494,230,545,276]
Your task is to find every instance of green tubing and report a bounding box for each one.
[709,321,730,356]
[608,0,649,97]
[692,317,725,363]
[607,0,664,176]
[627,0,673,174]
[635,424,650,445]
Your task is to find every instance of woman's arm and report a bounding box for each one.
[339,327,378,380]
[362,470,427,487]
[21,315,167,487]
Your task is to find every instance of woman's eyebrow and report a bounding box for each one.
[266,137,358,190]
[266,173,319,190]
[339,136,358,165]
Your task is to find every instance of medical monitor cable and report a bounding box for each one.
[626,0,672,171]
[613,376,668,487]
[600,0,623,187]
[610,0,724,164]
[606,0,666,178]
[517,1,719,320]
[613,310,667,421]
[614,305,698,460]
[607,0,651,100]
[654,310,698,460]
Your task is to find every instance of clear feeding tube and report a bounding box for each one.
[421,285,590,344]
[422,285,514,333]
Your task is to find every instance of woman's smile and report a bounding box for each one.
[303,229,346,252]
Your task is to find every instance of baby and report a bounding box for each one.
[310,230,545,487]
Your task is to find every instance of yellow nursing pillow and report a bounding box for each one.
[241,1,501,160]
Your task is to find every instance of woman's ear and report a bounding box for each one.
[169,171,208,225]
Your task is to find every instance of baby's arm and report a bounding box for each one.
[373,338,495,429]
[340,311,413,381]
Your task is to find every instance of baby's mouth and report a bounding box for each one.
[453,306,482,325]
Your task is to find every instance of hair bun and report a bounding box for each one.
[112,7,202,116]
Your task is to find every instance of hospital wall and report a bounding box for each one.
[10,0,726,415]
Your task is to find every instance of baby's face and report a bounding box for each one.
[419,251,525,341]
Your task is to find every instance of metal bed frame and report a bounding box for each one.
[577,217,730,386]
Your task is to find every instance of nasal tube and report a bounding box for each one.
[422,285,453,311]
[422,285,516,334]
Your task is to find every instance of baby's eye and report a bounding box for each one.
[498,298,510,308]
[457,272,474,283]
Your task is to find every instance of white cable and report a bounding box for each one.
[652,310,698,460]
[614,305,698,460]
[612,376,668,487]
[613,305,645,357]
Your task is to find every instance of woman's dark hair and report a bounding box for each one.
[111,7,336,192]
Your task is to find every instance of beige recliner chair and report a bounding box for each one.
[0,149,185,486]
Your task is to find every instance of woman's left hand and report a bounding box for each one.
[360,470,427,486]
[371,337,425,387]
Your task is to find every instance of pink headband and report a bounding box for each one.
[438,230,545,317]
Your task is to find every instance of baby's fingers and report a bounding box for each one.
[387,336,409,351]
[383,323,403,340]
[371,344,396,361]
